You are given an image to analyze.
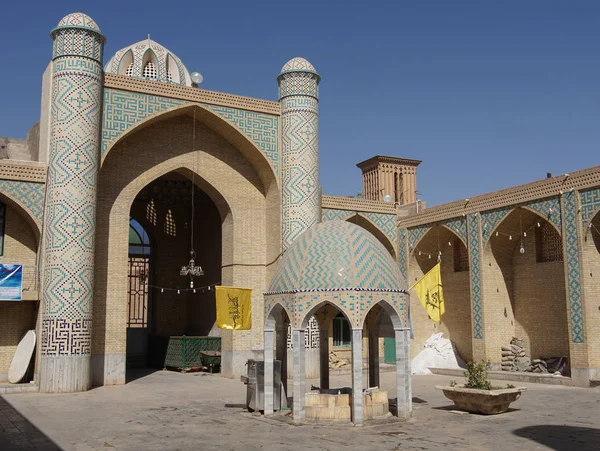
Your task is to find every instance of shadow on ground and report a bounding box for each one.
[513,425,600,451]
[0,395,61,450]
[125,367,159,383]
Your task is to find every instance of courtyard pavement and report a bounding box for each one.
[1,369,599,450]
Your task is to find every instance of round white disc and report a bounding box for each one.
[8,330,36,384]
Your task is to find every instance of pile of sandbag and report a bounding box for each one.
[411,332,466,375]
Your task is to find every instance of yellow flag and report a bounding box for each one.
[413,263,445,323]
[216,286,252,330]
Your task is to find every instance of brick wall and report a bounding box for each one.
[408,226,472,361]
[582,214,600,368]
[0,205,39,377]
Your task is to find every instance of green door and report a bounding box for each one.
[384,337,396,364]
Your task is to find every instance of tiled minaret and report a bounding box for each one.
[278,58,321,250]
[40,13,105,392]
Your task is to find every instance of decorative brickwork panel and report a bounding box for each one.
[441,217,467,246]
[322,208,397,251]
[468,214,484,339]
[562,192,585,343]
[481,207,512,245]
[0,180,45,227]
[524,197,562,234]
[102,89,279,172]
[41,54,104,356]
[204,105,278,173]
[280,96,319,249]
[407,226,430,251]
[580,188,600,226]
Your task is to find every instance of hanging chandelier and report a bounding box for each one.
[181,108,204,289]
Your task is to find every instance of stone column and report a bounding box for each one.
[351,328,363,425]
[368,330,380,388]
[278,58,321,251]
[292,328,306,424]
[276,322,288,397]
[467,212,487,362]
[319,327,329,389]
[263,328,275,415]
[40,13,105,393]
[395,328,412,420]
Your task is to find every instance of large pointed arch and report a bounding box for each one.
[101,103,279,194]
[0,190,41,243]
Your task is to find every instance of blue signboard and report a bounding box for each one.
[0,264,23,301]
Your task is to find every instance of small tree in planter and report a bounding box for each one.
[436,360,526,415]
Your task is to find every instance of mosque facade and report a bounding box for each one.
[0,12,598,407]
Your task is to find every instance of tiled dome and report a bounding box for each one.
[268,221,405,293]
[280,57,318,75]
[55,13,101,33]
[105,38,192,86]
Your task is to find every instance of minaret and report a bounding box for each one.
[278,57,321,251]
[40,13,105,392]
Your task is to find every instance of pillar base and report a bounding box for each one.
[40,355,90,393]
[571,368,600,387]
[91,353,126,386]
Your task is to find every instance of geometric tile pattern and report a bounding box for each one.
[280,95,319,250]
[467,213,484,339]
[580,188,600,226]
[481,206,511,245]
[41,45,104,356]
[0,180,45,228]
[321,208,397,251]
[562,192,584,343]
[204,105,279,173]
[407,225,430,251]
[524,196,562,234]
[398,228,407,283]
[102,89,279,172]
[279,58,320,251]
[268,220,405,294]
[441,217,467,245]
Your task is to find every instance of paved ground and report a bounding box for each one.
[1,369,600,450]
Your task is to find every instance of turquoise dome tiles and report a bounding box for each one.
[101,89,279,172]
[280,57,319,76]
[268,220,405,293]
[321,208,398,251]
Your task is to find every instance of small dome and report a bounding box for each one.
[105,38,192,86]
[280,57,318,75]
[268,221,405,293]
[55,12,101,33]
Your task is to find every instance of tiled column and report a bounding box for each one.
[292,328,306,424]
[263,328,275,415]
[319,327,329,389]
[395,328,412,420]
[40,13,105,393]
[276,322,288,397]
[278,58,321,251]
[467,212,486,361]
[368,330,380,388]
[351,328,363,425]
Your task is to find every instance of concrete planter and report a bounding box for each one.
[436,385,526,414]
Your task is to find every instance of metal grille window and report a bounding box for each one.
[128,256,149,328]
[333,314,351,348]
[536,221,563,263]
[453,237,469,272]
[143,61,157,79]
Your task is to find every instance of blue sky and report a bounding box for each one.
[1,1,598,206]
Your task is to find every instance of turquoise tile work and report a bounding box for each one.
[321,208,397,252]
[524,197,562,233]
[102,89,279,172]
[580,188,600,226]
[468,213,483,339]
[0,180,45,229]
[481,207,511,245]
[563,192,584,343]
